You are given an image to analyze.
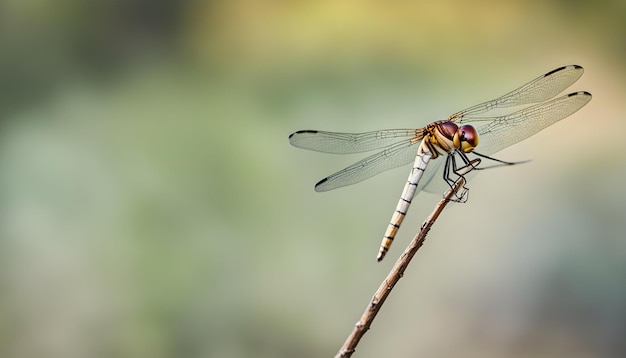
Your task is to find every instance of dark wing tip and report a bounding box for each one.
[289,130,318,139]
[314,177,329,192]
[544,64,583,77]
[569,91,592,98]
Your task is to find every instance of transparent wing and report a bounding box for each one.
[416,158,449,194]
[460,91,592,156]
[314,138,421,192]
[289,129,419,154]
[449,65,584,120]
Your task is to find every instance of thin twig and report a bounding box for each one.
[334,176,467,358]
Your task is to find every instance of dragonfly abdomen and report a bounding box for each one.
[377,150,433,261]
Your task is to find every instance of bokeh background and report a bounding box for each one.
[1,1,625,357]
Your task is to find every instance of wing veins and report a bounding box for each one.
[315,137,421,191]
[450,65,584,120]
[466,91,591,155]
[289,129,419,154]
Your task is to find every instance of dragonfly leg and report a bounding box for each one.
[470,151,530,170]
[443,155,467,202]
[443,152,480,202]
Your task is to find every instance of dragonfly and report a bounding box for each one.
[289,65,591,262]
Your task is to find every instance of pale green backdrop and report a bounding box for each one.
[1,1,625,357]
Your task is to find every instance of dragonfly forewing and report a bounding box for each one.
[449,65,584,120]
[288,129,418,154]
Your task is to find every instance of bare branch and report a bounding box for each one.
[334,176,467,358]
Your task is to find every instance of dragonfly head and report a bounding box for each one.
[454,124,479,153]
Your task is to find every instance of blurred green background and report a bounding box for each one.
[1,1,625,357]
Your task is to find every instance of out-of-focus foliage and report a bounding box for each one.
[1,1,625,357]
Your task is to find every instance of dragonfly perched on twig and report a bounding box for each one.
[289,65,591,261]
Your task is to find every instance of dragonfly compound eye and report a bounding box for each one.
[454,124,479,153]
